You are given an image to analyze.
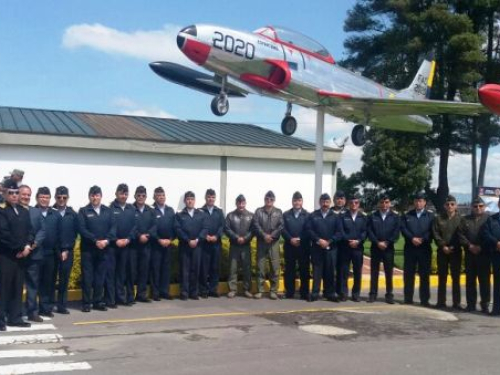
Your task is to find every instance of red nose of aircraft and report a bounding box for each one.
[479,84,500,116]
[177,25,210,65]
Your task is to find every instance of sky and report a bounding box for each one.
[1,0,498,197]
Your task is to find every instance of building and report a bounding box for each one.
[0,106,342,211]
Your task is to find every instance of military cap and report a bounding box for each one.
[154,186,165,194]
[446,195,457,203]
[414,191,426,200]
[379,193,391,201]
[236,194,246,203]
[471,196,484,205]
[320,193,331,201]
[334,190,346,199]
[265,190,275,199]
[3,179,18,190]
[88,185,102,196]
[55,186,69,196]
[135,186,147,195]
[348,193,361,201]
[116,183,128,193]
[10,169,24,177]
[36,186,51,197]
[205,188,216,196]
[184,191,195,199]
[292,191,303,200]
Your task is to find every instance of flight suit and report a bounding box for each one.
[482,213,500,314]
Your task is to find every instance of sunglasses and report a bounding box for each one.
[56,195,68,200]
[473,204,484,208]
[136,194,146,198]
[7,190,19,195]
[350,200,360,204]
[445,202,456,206]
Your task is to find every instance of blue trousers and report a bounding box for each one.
[179,244,201,298]
[80,248,107,307]
[56,252,74,310]
[199,242,221,295]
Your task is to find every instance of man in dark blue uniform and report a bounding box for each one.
[482,198,500,315]
[0,180,34,329]
[340,193,368,302]
[19,185,46,322]
[110,184,136,307]
[332,190,347,299]
[78,185,116,312]
[367,194,400,304]
[175,191,207,300]
[401,192,434,307]
[199,189,224,298]
[283,191,310,300]
[307,193,342,302]
[35,187,62,317]
[150,186,176,301]
[133,186,155,303]
[53,186,78,314]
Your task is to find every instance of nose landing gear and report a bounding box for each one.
[281,102,297,136]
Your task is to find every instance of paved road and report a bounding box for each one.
[1,289,498,375]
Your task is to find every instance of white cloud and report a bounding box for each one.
[112,97,176,119]
[62,23,194,66]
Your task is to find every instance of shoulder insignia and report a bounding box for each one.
[0,202,6,209]
[361,211,367,216]
[427,209,434,213]
[391,210,399,215]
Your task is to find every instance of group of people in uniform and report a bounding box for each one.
[1,171,500,332]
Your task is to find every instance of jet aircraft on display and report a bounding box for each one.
[150,24,500,146]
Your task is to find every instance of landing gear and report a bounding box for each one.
[281,102,297,136]
[210,75,229,116]
[211,94,229,116]
[351,124,367,146]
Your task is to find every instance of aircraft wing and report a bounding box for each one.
[149,61,250,97]
[317,90,489,132]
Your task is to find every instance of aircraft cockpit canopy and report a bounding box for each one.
[254,26,333,62]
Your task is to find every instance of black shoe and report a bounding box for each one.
[339,295,348,302]
[367,295,376,303]
[7,320,30,328]
[189,295,200,300]
[153,297,161,302]
[327,296,339,302]
[434,303,446,309]
[403,300,414,305]
[82,305,91,313]
[351,296,360,302]
[465,305,476,312]
[136,297,152,303]
[308,295,319,302]
[452,304,465,312]
[300,294,309,301]
[481,305,490,314]
[28,314,43,323]
[180,295,188,301]
[39,311,54,318]
[0,323,5,331]
[385,296,395,305]
[490,310,500,316]
[93,304,108,311]
[106,304,118,309]
[125,301,134,306]
[56,307,70,315]
[160,294,173,300]
[200,292,209,299]
[208,291,220,298]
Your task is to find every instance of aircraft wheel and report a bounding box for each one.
[351,124,367,146]
[281,115,297,136]
[211,95,229,116]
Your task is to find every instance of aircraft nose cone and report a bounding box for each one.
[177,34,186,50]
[149,61,163,74]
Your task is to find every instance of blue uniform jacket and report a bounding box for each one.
[37,207,62,257]
[151,204,176,241]
[367,210,400,250]
[482,213,500,252]
[55,206,78,254]
[283,208,310,243]
[401,209,434,250]
[110,200,136,242]
[28,206,46,261]
[200,205,225,240]
[174,208,208,246]
[78,204,116,251]
[340,211,368,250]
[306,209,343,249]
[133,204,155,245]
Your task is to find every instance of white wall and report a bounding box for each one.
[1,145,221,211]
[226,157,334,213]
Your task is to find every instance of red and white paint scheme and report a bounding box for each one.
[150,24,500,146]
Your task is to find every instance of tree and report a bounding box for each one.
[336,168,362,197]
[343,1,485,211]
[360,128,433,209]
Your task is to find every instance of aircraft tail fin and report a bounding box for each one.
[398,53,436,100]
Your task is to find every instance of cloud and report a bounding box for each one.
[62,23,194,66]
[112,97,176,119]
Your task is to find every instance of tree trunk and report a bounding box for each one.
[478,140,489,187]
[472,119,478,198]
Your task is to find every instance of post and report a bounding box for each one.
[314,108,325,209]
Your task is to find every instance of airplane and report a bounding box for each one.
[149,24,500,146]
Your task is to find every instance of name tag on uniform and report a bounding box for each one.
[87,214,95,218]
[114,211,121,215]
[156,215,161,218]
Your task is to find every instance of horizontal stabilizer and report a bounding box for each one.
[149,61,246,97]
